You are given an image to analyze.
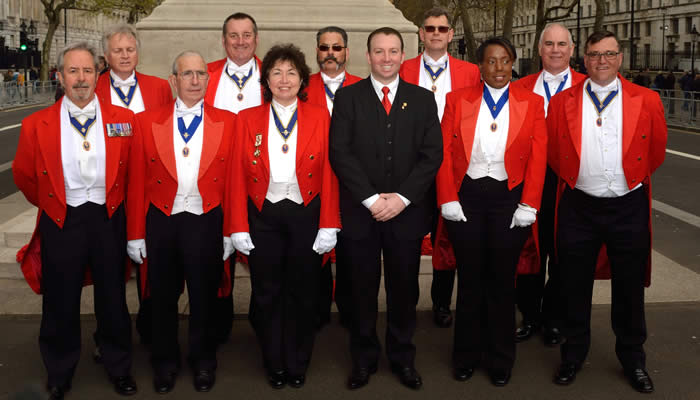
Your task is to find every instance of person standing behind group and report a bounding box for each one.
[399,7,480,329]
[226,44,340,389]
[510,22,586,346]
[127,50,235,394]
[437,37,547,387]
[205,12,264,343]
[548,31,667,394]
[93,23,172,354]
[330,27,443,391]
[13,42,138,400]
[305,26,361,329]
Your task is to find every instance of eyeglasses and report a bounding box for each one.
[318,44,345,52]
[424,25,450,33]
[585,51,620,61]
[179,70,209,80]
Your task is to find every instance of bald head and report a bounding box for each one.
[169,50,208,107]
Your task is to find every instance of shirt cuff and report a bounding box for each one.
[361,194,380,209]
[397,193,411,207]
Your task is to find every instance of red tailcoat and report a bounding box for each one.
[399,54,480,89]
[509,68,587,272]
[546,75,667,286]
[224,101,341,237]
[304,72,362,112]
[204,57,263,107]
[95,70,172,110]
[13,98,136,293]
[433,84,548,273]
[127,101,237,296]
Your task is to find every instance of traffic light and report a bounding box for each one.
[19,30,27,51]
[458,38,466,56]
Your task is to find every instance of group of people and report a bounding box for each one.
[13,7,667,400]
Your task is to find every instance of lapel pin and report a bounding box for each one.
[401,102,407,110]
[254,149,261,157]
[255,134,262,147]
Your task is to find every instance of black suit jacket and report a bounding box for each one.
[329,77,443,240]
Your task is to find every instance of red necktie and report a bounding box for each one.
[381,86,391,115]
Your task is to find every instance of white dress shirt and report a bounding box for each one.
[321,71,346,115]
[577,78,640,198]
[60,96,107,206]
[533,67,572,116]
[466,82,510,181]
[266,99,303,204]
[363,74,410,208]
[109,70,145,114]
[171,98,204,215]
[418,53,452,121]
[213,57,262,114]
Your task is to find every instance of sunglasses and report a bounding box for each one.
[424,25,450,33]
[318,44,345,52]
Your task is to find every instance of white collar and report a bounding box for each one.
[370,74,399,94]
[271,98,298,113]
[423,52,448,67]
[484,81,510,102]
[320,71,346,84]
[588,77,620,94]
[109,69,136,85]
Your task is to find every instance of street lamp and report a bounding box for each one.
[692,25,699,75]
[660,8,669,71]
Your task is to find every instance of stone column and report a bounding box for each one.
[136,0,418,79]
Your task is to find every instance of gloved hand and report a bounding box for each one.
[312,228,339,254]
[223,236,234,261]
[127,239,147,264]
[510,203,537,229]
[230,232,255,255]
[441,201,467,222]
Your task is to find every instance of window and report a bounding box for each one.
[684,42,691,56]
[615,0,620,13]
[671,18,679,34]
[623,23,628,38]
[686,17,693,33]
[588,5,592,16]
[645,21,651,36]
[625,0,630,11]
[634,22,640,37]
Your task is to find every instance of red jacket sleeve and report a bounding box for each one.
[520,95,547,210]
[126,114,147,240]
[225,115,251,235]
[435,91,460,206]
[318,112,341,229]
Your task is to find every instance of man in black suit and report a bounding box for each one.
[329,27,443,391]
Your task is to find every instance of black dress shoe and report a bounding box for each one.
[267,369,287,389]
[153,372,177,394]
[93,346,103,363]
[453,366,475,382]
[554,363,579,385]
[432,305,453,328]
[489,369,511,386]
[112,375,138,396]
[625,368,654,393]
[47,384,70,400]
[348,364,377,390]
[515,321,540,342]
[390,364,423,390]
[542,327,563,346]
[288,374,306,388]
[193,370,216,392]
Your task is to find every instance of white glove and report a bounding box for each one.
[223,236,234,261]
[127,239,147,264]
[441,201,467,222]
[230,232,254,255]
[312,228,339,254]
[510,203,537,229]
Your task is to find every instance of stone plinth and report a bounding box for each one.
[136,0,418,79]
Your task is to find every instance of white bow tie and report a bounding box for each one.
[425,60,445,68]
[324,76,344,85]
[175,104,202,118]
[68,103,97,120]
[543,71,567,84]
[227,64,249,77]
[591,82,618,95]
[112,76,136,88]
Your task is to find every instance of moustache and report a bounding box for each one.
[72,83,90,89]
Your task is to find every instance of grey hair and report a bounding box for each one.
[102,24,141,54]
[57,42,99,72]
[171,50,206,75]
[539,22,574,47]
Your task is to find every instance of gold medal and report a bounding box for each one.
[490,122,498,132]
[183,147,190,157]
[237,93,244,101]
[596,117,602,127]
[282,144,289,154]
[82,140,91,151]
[431,85,437,92]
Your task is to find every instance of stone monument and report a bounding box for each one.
[136,0,419,79]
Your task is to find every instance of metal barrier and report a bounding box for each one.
[0,81,58,109]
[657,89,700,129]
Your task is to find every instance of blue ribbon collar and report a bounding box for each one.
[177,105,203,144]
[110,75,138,107]
[543,73,568,102]
[226,64,254,91]
[483,85,509,120]
[423,57,448,83]
[271,105,298,142]
[585,82,618,116]
[324,76,346,102]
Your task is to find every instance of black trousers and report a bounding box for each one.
[317,259,333,327]
[247,198,322,375]
[515,167,563,327]
[430,192,455,309]
[339,223,423,369]
[447,177,529,372]
[39,203,132,387]
[146,205,223,375]
[557,187,649,370]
